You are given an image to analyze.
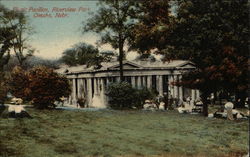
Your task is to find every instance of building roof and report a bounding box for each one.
[56,60,195,75]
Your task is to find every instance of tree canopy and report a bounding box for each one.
[170,0,249,111]
[83,0,137,81]
[0,4,16,71]
[131,0,249,115]
[0,3,34,69]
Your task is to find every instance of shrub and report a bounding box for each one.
[8,66,71,109]
[28,66,71,109]
[106,82,156,109]
[106,82,136,109]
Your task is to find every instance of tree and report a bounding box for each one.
[8,66,71,109]
[131,0,249,115]
[61,42,114,69]
[170,0,249,114]
[83,0,137,81]
[0,4,34,67]
[0,4,16,71]
[61,42,99,66]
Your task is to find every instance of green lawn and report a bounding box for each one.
[0,109,249,157]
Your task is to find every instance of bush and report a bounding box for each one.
[8,66,71,109]
[106,82,156,109]
[106,82,135,109]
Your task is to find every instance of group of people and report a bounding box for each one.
[143,92,195,111]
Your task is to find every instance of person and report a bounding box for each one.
[225,101,234,120]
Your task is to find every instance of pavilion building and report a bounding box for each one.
[57,60,200,108]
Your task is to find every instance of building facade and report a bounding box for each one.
[58,60,200,108]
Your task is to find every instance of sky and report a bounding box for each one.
[1,0,139,60]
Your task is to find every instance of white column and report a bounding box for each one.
[100,78,106,107]
[94,78,98,95]
[87,78,92,107]
[159,75,163,96]
[77,79,82,99]
[147,75,152,89]
[143,76,147,88]
[137,76,141,89]
[98,78,101,94]
[83,79,86,99]
[156,75,159,92]
[173,75,178,99]
[191,89,196,101]
[116,76,120,83]
[72,78,77,105]
[168,75,174,97]
[141,76,144,87]
[131,76,136,87]
[178,76,183,100]
[106,77,110,86]
[196,90,200,100]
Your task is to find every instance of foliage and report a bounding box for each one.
[128,0,172,54]
[106,82,136,109]
[106,82,155,109]
[0,3,34,67]
[170,0,249,113]
[0,4,16,71]
[61,42,99,66]
[27,66,71,108]
[132,0,249,115]
[8,66,71,109]
[83,0,137,81]
[61,42,114,69]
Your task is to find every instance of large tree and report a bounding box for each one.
[0,4,34,67]
[83,0,137,81]
[0,4,16,71]
[131,0,249,115]
[170,0,249,114]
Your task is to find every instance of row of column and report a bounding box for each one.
[70,75,200,106]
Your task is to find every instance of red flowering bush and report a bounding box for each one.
[9,66,71,109]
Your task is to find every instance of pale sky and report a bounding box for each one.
[1,0,139,60]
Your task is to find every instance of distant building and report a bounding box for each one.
[57,60,200,108]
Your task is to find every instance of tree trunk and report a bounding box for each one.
[118,35,124,82]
